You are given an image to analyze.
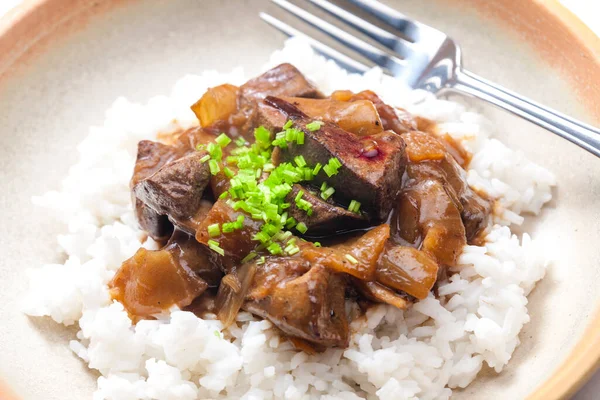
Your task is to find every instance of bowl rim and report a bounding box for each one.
[0,0,599,399]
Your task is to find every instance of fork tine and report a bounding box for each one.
[346,0,438,43]
[270,0,405,69]
[259,13,370,74]
[307,0,414,58]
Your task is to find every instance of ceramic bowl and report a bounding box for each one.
[0,0,599,399]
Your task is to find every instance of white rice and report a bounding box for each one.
[23,38,555,400]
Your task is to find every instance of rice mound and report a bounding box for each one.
[23,38,555,400]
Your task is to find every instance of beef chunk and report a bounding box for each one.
[168,199,213,236]
[165,230,223,288]
[286,184,367,235]
[134,198,173,240]
[133,151,211,219]
[255,101,287,132]
[244,255,349,348]
[239,63,323,108]
[131,140,186,240]
[265,96,407,221]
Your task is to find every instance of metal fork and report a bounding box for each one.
[260,0,600,157]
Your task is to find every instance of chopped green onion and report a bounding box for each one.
[207,142,222,161]
[241,252,258,263]
[196,144,206,151]
[306,120,324,131]
[267,242,282,255]
[263,163,275,172]
[314,242,321,247]
[345,254,359,264]
[295,190,304,203]
[199,154,210,163]
[313,163,322,175]
[235,137,246,147]
[235,215,245,228]
[321,186,335,200]
[254,126,272,148]
[285,217,297,229]
[209,160,221,175]
[222,222,235,233]
[219,191,229,199]
[223,167,235,178]
[296,198,313,214]
[284,243,300,255]
[323,157,342,177]
[257,256,266,265]
[294,155,307,167]
[348,200,361,213]
[283,120,293,130]
[296,222,308,234]
[215,133,232,147]
[207,240,225,256]
[296,131,304,145]
[207,223,220,237]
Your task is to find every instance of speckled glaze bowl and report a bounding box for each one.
[0,1,599,399]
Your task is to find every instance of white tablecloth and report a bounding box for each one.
[0,0,598,399]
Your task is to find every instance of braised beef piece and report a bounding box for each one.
[133,151,211,219]
[244,254,349,348]
[264,96,407,221]
[286,184,368,235]
[131,140,186,240]
[255,101,287,133]
[133,199,172,241]
[239,63,323,108]
[168,199,213,236]
[195,199,264,273]
[165,229,223,288]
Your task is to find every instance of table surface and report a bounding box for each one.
[0,0,598,399]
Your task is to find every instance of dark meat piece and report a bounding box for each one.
[164,230,223,288]
[131,140,186,240]
[265,96,406,221]
[244,254,349,348]
[133,151,211,219]
[171,126,220,153]
[239,63,323,108]
[391,179,466,267]
[255,101,287,133]
[195,199,263,273]
[286,184,368,235]
[403,131,491,241]
[168,199,213,236]
[134,198,173,241]
[331,90,417,134]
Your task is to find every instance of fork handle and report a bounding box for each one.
[450,69,600,157]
